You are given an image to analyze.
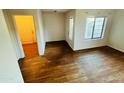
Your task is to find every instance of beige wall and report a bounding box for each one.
[0,10,23,83]
[43,12,65,42]
[14,16,37,44]
[108,10,124,52]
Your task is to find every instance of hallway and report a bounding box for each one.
[22,43,39,59]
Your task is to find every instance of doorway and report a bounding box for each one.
[14,15,39,59]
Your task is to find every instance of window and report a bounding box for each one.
[69,17,74,40]
[85,17,106,39]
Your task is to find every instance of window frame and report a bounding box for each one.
[85,16,106,39]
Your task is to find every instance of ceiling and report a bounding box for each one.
[42,9,71,13]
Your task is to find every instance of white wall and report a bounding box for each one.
[108,10,124,52]
[35,10,46,55]
[73,9,114,50]
[0,10,23,83]
[43,12,65,42]
[65,10,76,50]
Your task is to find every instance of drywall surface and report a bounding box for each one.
[43,12,65,42]
[0,10,23,83]
[14,16,37,44]
[73,9,113,50]
[65,10,76,50]
[3,10,24,60]
[35,10,46,55]
[108,10,124,52]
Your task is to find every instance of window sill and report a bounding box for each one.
[84,37,103,40]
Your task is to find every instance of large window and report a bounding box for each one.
[69,17,74,40]
[85,17,106,39]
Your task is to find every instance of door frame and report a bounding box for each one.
[12,15,39,59]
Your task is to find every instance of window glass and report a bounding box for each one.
[69,17,74,40]
[85,17,95,39]
[93,18,105,38]
[85,17,106,39]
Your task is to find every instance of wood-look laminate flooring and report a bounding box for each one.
[22,43,39,59]
[19,41,124,83]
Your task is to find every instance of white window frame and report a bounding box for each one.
[85,16,106,39]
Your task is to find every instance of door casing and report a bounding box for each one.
[12,15,40,59]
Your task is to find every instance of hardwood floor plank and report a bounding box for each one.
[19,41,124,83]
[22,43,39,59]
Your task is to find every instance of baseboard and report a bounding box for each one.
[18,58,24,63]
[22,42,37,45]
[107,45,124,53]
[74,46,108,52]
[46,40,65,43]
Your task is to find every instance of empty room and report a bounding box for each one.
[0,9,124,83]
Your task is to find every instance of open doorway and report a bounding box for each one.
[14,15,39,59]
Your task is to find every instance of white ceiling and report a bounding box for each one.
[42,9,71,13]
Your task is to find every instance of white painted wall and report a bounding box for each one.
[3,10,24,60]
[43,12,65,42]
[0,10,23,83]
[65,10,76,50]
[35,10,46,55]
[73,9,114,50]
[108,10,124,52]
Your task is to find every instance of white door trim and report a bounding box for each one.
[12,15,40,60]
